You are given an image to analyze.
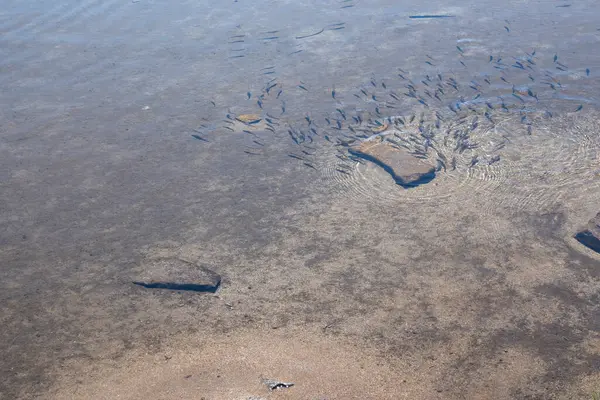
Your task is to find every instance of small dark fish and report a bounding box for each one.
[336,168,351,175]
[246,91,251,100]
[436,159,446,172]
[457,45,464,54]
[244,150,260,155]
[261,36,279,40]
[382,82,387,89]
[557,4,571,7]
[512,93,525,103]
[527,125,532,135]
[331,88,336,99]
[341,4,354,8]
[556,61,568,69]
[336,108,346,120]
[460,60,467,68]
[265,83,277,94]
[554,54,558,62]
[277,89,283,99]
[504,26,510,32]
[210,101,216,107]
[488,155,500,165]
[360,88,368,97]
[372,94,378,101]
[253,140,264,146]
[224,126,234,132]
[298,85,308,91]
[586,68,590,76]
[257,99,263,109]
[469,155,479,168]
[288,130,300,144]
[325,117,331,125]
[191,134,208,142]
[425,61,435,66]
[228,40,245,44]
[303,162,317,170]
[575,104,583,112]
[289,49,303,55]
[489,55,493,62]
[295,28,324,39]
[409,14,455,18]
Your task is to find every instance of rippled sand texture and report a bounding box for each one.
[1,0,600,399]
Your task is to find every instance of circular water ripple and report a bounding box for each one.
[318,110,600,213]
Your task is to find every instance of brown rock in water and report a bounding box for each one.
[349,139,436,187]
[575,212,600,253]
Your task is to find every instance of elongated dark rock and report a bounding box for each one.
[132,258,221,293]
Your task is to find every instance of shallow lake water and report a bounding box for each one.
[1,0,600,399]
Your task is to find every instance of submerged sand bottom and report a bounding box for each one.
[50,327,404,400]
[47,325,600,400]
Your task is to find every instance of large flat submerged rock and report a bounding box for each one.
[349,139,436,188]
[575,212,600,254]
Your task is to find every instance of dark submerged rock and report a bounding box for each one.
[575,212,600,254]
[132,257,221,293]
